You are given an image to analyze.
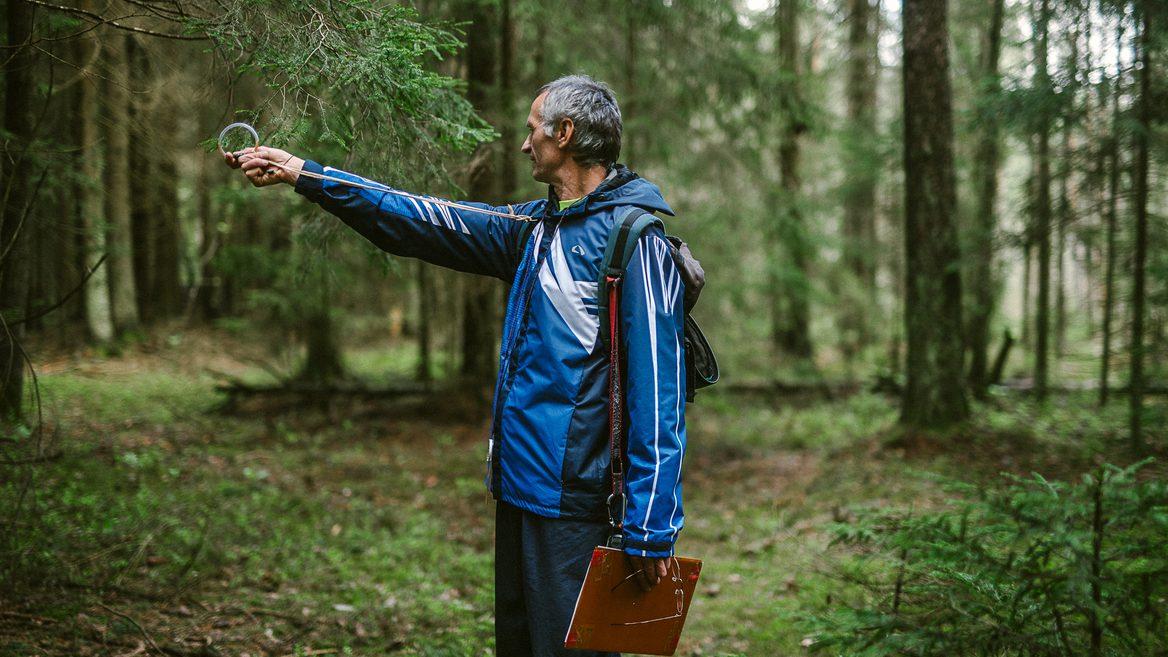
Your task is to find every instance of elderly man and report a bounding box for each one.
[226,74,687,656]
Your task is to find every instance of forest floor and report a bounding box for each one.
[1,328,1164,657]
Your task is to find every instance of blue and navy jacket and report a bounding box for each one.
[295,161,686,557]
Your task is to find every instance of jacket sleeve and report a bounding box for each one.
[294,160,533,282]
[619,230,687,557]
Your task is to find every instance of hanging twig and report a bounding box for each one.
[892,508,914,615]
[0,451,62,466]
[1,315,45,548]
[1090,471,1105,657]
[114,640,147,657]
[7,255,107,328]
[22,1,208,41]
[0,610,57,624]
[96,603,165,657]
[0,167,49,269]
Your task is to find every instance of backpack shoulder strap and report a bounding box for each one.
[598,207,663,350]
[515,220,536,262]
[600,207,662,545]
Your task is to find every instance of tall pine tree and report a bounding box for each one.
[901,0,968,427]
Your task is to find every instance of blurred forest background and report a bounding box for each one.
[1,0,1166,656]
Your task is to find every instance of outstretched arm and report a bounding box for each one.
[224,147,533,282]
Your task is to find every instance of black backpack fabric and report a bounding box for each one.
[597,208,720,402]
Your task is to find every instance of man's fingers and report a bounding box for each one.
[221,145,282,187]
[240,157,279,177]
[628,556,661,592]
[225,146,298,187]
[636,565,654,591]
[237,149,266,167]
[223,149,261,169]
[243,165,279,188]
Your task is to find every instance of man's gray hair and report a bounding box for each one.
[538,75,622,168]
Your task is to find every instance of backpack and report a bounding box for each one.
[598,207,719,402]
[516,207,720,402]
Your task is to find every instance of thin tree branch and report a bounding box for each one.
[122,0,195,22]
[14,323,43,459]
[7,256,107,329]
[0,610,56,624]
[0,168,49,269]
[0,314,44,549]
[96,604,166,657]
[23,0,209,41]
[31,42,102,93]
[0,451,62,466]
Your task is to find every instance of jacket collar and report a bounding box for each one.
[545,164,674,218]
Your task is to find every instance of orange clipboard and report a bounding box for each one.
[564,546,702,656]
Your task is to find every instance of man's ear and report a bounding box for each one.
[556,118,574,148]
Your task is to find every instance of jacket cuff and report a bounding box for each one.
[621,536,674,557]
[293,160,325,200]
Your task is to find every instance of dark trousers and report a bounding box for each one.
[495,501,619,657]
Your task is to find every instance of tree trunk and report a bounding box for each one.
[772,0,813,360]
[1100,18,1123,407]
[416,262,433,383]
[500,0,517,199]
[900,0,968,427]
[1022,237,1032,348]
[965,0,1005,396]
[0,0,35,420]
[1055,14,1081,360]
[624,0,639,167]
[1129,0,1151,453]
[460,0,503,390]
[1033,0,1052,401]
[301,313,345,385]
[533,0,548,84]
[1055,115,1069,357]
[149,155,182,318]
[129,38,182,323]
[989,329,1014,386]
[193,149,220,320]
[299,268,345,384]
[104,33,140,334]
[1056,170,1068,360]
[78,19,114,345]
[840,0,879,358]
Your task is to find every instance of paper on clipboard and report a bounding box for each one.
[564,546,702,656]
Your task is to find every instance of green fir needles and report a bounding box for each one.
[193,1,494,171]
[804,462,1168,657]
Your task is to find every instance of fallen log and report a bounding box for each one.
[996,380,1168,395]
[213,380,433,414]
[720,380,864,400]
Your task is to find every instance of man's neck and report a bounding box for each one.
[551,164,609,202]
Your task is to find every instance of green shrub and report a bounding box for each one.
[802,461,1168,656]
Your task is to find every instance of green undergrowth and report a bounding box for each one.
[802,463,1168,656]
[36,368,216,426]
[2,344,1160,656]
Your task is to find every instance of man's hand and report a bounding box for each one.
[626,555,670,592]
[223,146,305,187]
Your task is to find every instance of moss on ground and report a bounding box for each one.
[1,334,1161,656]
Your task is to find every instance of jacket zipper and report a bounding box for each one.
[486,214,560,494]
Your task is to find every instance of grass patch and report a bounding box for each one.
[3,334,1160,656]
[37,368,219,426]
